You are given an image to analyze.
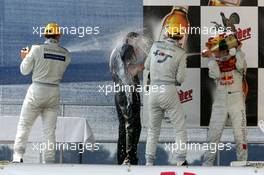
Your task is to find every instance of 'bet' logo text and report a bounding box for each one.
[153,50,172,63]
[178,89,193,103]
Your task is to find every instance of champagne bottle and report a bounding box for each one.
[211,34,239,52]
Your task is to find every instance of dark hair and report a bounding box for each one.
[121,44,135,61]
[125,32,139,43]
[45,34,59,39]
[219,40,229,51]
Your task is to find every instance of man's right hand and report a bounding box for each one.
[202,49,213,58]
[137,64,145,72]
[20,47,30,60]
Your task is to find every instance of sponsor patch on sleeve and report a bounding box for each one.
[44,53,65,62]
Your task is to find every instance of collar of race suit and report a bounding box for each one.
[166,38,181,46]
[45,38,58,45]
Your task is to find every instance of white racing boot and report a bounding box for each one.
[12,153,23,163]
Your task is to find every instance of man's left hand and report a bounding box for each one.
[237,42,243,50]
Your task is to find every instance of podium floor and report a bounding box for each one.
[1,163,264,175]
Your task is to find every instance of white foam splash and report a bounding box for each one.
[65,25,148,54]
[64,25,153,65]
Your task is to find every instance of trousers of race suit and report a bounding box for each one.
[203,90,248,166]
[14,83,60,163]
[145,85,187,164]
[115,90,141,165]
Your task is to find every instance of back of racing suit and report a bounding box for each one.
[14,38,71,163]
[203,50,247,166]
[109,43,141,165]
[144,38,187,165]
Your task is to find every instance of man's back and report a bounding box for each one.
[146,39,186,85]
[20,39,71,84]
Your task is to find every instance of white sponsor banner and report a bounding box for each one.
[179,68,201,127]
[1,164,264,175]
[259,0,264,6]
[143,0,200,6]
[143,69,200,127]
[201,7,258,68]
[258,69,264,122]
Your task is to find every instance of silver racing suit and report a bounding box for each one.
[13,39,71,163]
[203,50,248,166]
[144,38,187,165]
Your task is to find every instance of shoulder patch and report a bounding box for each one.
[155,41,164,44]
[60,46,69,52]
[31,44,41,49]
[31,44,41,47]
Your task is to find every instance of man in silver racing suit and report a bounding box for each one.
[144,30,188,165]
[13,22,71,163]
